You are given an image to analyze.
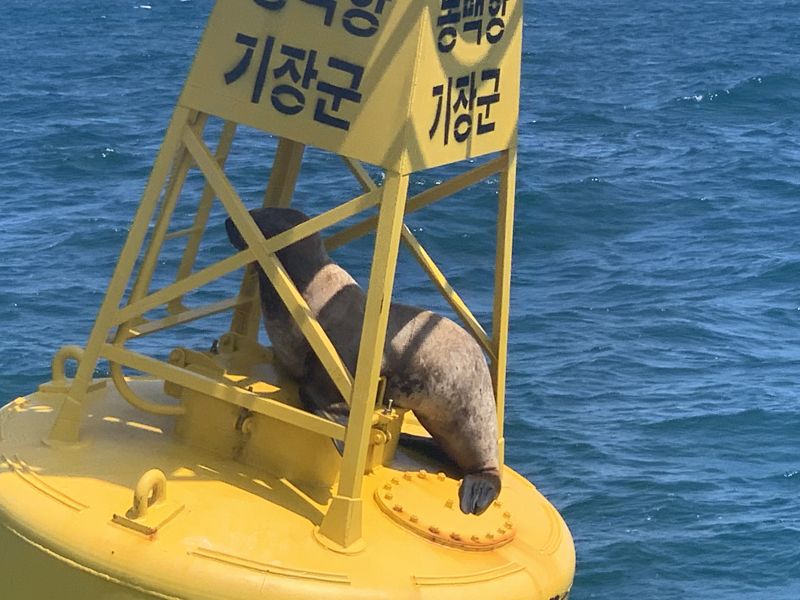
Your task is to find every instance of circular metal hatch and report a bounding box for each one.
[374,469,516,551]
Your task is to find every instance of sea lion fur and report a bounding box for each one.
[226,207,501,515]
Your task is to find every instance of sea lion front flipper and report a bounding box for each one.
[299,385,350,455]
[398,432,459,469]
[458,470,502,516]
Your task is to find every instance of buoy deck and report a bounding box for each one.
[0,380,574,599]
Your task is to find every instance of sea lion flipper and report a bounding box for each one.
[300,385,350,455]
[317,403,349,455]
[458,471,502,515]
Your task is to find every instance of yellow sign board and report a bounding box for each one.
[180,0,521,173]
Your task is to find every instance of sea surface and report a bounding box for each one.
[2,1,799,598]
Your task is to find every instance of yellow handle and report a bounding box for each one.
[131,469,167,519]
[51,345,84,385]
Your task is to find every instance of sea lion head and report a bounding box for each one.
[225,207,331,288]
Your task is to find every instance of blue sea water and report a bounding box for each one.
[1,0,799,598]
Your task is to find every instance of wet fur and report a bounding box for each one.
[226,208,501,515]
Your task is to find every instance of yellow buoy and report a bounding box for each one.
[1,1,575,598]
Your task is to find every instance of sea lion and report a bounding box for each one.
[226,207,501,515]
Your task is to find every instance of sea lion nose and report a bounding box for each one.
[225,217,247,250]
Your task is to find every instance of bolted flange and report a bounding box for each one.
[374,470,516,551]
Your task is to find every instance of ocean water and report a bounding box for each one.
[2,1,799,598]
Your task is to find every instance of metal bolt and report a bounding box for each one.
[235,409,254,434]
[450,533,462,541]
[471,535,481,542]
[390,478,400,485]
[445,499,454,509]
[429,526,440,534]
[437,472,446,481]
[486,532,495,540]
[498,528,506,535]
[494,500,503,508]
[503,511,512,519]
[403,473,413,481]
[384,493,393,500]
[410,515,419,523]
[168,348,186,365]
[383,483,392,490]
[418,470,428,479]
[505,521,513,529]
[393,504,403,512]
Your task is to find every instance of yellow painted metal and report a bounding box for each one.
[111,468,186,536]
[168,343,345,488]
[109,359,186,417]
[342,157,378,193]
[374,471,516,551]
[169,119,238,314]
[102,344,345,442]
[318,171,410,548]
[8,1,578,595]
[128,112,209,306]
[127,297,248,339]
[180,1,522,174]
[262,137,306,208]
[47,105,196,445]
[492,146,518,465]
[324,154,508,251]
[1,383,575,599]
[401,224,496,360]
[263,254,357,401]
[231,137,305,340]
[183,127,358,403]
[113,252,252,328]
[228,261,261,340]
[38,346,88,395]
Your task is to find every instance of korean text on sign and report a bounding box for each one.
[253,0,393,38]
[225,33,364,131]
[429,68,501,145]
[436,0,509,53]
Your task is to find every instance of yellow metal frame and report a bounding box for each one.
[44,2,520,550]
[45,119,516,549]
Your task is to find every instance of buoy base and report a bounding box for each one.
[0,381,574,600]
